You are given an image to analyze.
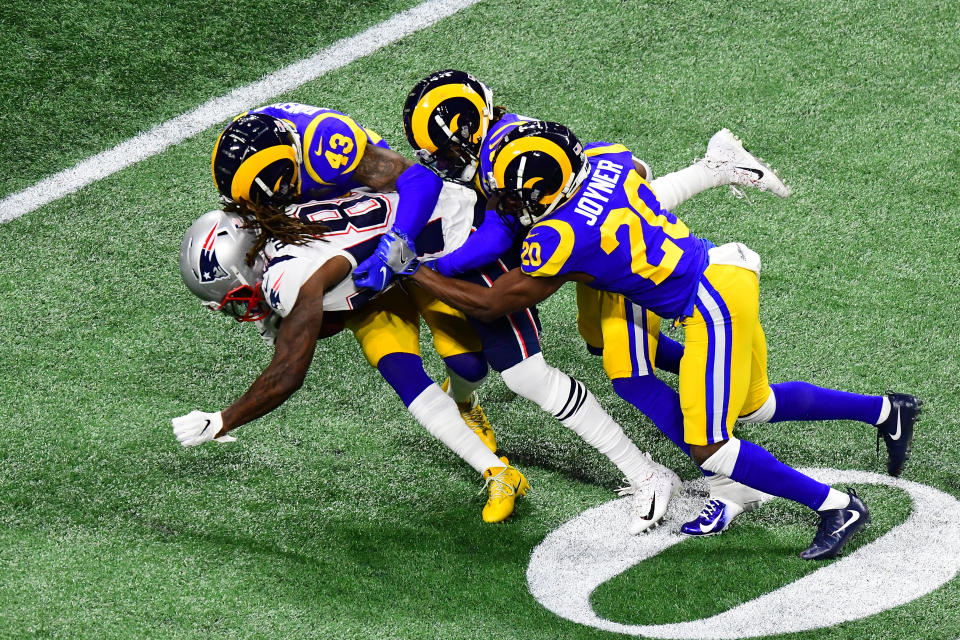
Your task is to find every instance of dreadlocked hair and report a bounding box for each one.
[222,199,331,266]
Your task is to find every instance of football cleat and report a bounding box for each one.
[876,392,922,477]
[618,461,682,534]
[709,475,770,513]
[800,489,871,560]
[680,498,744,536]
[441,379,497,453]
[703,128,792,198]
[481,457,529,523]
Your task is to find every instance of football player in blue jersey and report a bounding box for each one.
[210,104,501,463]
[401,70,690,533]
[172,188,528,523]
[401,70,806,535]
[401,69,921,537]
[404,120,921,559]
[212,103,447,292]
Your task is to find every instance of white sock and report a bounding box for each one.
[874,396,892,425]
[444,365,483,405]
[500,354,651,480]
[650,161,724,211]
[407,384,502,474]
[818,488,852,511]
[700,438,742,476]
[563,392,654,480]
[707,474,769,508]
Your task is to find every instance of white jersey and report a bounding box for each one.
[260,182,477,315]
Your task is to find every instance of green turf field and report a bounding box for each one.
[1,0,958,638]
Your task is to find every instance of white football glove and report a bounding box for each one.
[171,410,235,447]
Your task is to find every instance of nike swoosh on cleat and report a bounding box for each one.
[700,510,724,533]
[200,419,211,435]
[735,166,765,179]
[890,409,902,440]
[379,266,389,284]
[832,509,861,536]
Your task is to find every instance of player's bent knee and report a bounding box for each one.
[739,388,776,424]
[696,438,741,471]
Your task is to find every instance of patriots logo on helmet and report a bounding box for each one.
[198,223,231,283]
[267,271,285,312]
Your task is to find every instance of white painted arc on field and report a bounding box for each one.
[527,469,960,639]
[0,0,482,224]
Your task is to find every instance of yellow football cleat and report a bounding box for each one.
[441,379,497,452]
[481,456,530,523]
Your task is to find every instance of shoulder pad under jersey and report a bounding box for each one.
[519,218,577,278]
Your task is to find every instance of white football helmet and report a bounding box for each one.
[179,209,268,321]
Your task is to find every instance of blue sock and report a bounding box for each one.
[612,376,690,456]
[442,352,488,383]
[377,353,433,407]
[729,440,830,510]
[655,333,684,375]
[769,381,883,424]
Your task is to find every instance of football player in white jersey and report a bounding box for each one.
[172,184,530,523]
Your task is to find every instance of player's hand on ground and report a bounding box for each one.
[172,410,231,447]
[352,231,419,291]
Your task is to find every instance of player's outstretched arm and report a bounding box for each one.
[172,258,351,447]
[433,211,518,277]
[410,266,567,322]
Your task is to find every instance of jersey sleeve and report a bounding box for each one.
[261,240,350,318]
[519,219,577,278]
[434,210,518,276]
[261,255,314,318]
[300,110,370,188]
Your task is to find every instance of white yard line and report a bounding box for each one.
[0,0,481,224]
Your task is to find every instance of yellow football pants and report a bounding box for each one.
[345,286,482,367]
[576,282,664,381]
[679,264,772,446]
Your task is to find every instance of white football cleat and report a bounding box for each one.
[619,463,683,534]
[703,128,792,198]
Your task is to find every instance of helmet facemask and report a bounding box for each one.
[403,69,494,184]
[490,121,590,227]
[209,282,270,322]
[414,111,484,183]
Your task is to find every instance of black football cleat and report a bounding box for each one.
[800,489,871,560]
[876,392,922,477]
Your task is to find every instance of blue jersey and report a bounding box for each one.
[252,103,390,201]
[519,143,711,319]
